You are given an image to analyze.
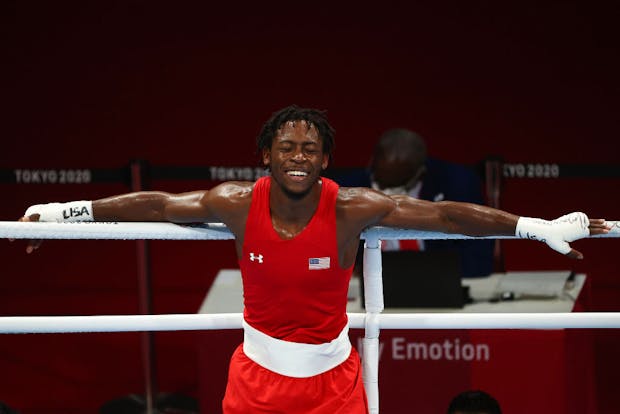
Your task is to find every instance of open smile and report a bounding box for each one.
[285,170,309,182]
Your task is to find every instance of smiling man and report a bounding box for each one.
[18,105,609,413]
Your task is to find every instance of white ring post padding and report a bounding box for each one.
[1,220,618,240]
[362,337,380,414]
[363,239,384,316]
[363,236,383,414]
[1,312,620,334]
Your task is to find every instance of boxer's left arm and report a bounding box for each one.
[344,188,610,260]
[379,194,609,259]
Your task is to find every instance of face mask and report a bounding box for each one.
[371,181,408,196]
[370,163,426,197]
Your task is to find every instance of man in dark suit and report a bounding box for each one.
[336,128,494,278]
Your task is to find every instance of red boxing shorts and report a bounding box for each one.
[222,344,368,413]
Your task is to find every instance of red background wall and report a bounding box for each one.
[1,2,619,413]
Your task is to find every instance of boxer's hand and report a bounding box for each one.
[10,214,44,253]
[516,212,610,259]
[10,201,94,253]
[587,218,611,236]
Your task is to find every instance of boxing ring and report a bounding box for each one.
[1,220,619,414]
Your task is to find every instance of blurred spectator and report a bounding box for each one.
[446,389,502,414]
[336,128,494,278]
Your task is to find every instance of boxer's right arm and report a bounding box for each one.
[21,191,215,224]
[17,181,254,253]
[93,191,214,223]
[16,191,213,254]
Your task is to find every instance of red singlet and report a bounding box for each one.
[222,176,368,413]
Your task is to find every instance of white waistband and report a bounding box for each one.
[242,319,352,378]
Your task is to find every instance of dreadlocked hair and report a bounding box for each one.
[256,105,335,169]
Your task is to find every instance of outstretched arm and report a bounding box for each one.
[21,190,215,224]
[380,195,609,259]
[379,196,518,237]
[344,188,609,260]
[93,191,215,222]
[17,181,254,253]
[16,191,214,253]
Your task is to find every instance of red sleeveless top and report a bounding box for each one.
[239,176,354,344]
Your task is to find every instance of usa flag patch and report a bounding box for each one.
[308,257,330,270]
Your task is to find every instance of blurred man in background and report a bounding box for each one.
[446,389,502,414]
[338,128,494,278]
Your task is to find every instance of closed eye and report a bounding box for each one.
[303,145,320,154]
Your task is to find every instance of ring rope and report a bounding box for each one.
[1,220,619,240]
[1,312,620,334]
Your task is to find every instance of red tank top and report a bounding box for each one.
[239,176,354,344]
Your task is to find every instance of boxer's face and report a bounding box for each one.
[263,120,328,197]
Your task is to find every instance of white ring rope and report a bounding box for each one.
[1,312,620,334]
[1,220,619,240]
[0,221,235,240]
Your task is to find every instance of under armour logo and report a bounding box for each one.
[249,253,264,263]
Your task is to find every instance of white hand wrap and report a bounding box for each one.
[24,201,94,222]
[515,212,590,255]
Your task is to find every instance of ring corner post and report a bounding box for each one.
[362,233,383,414]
